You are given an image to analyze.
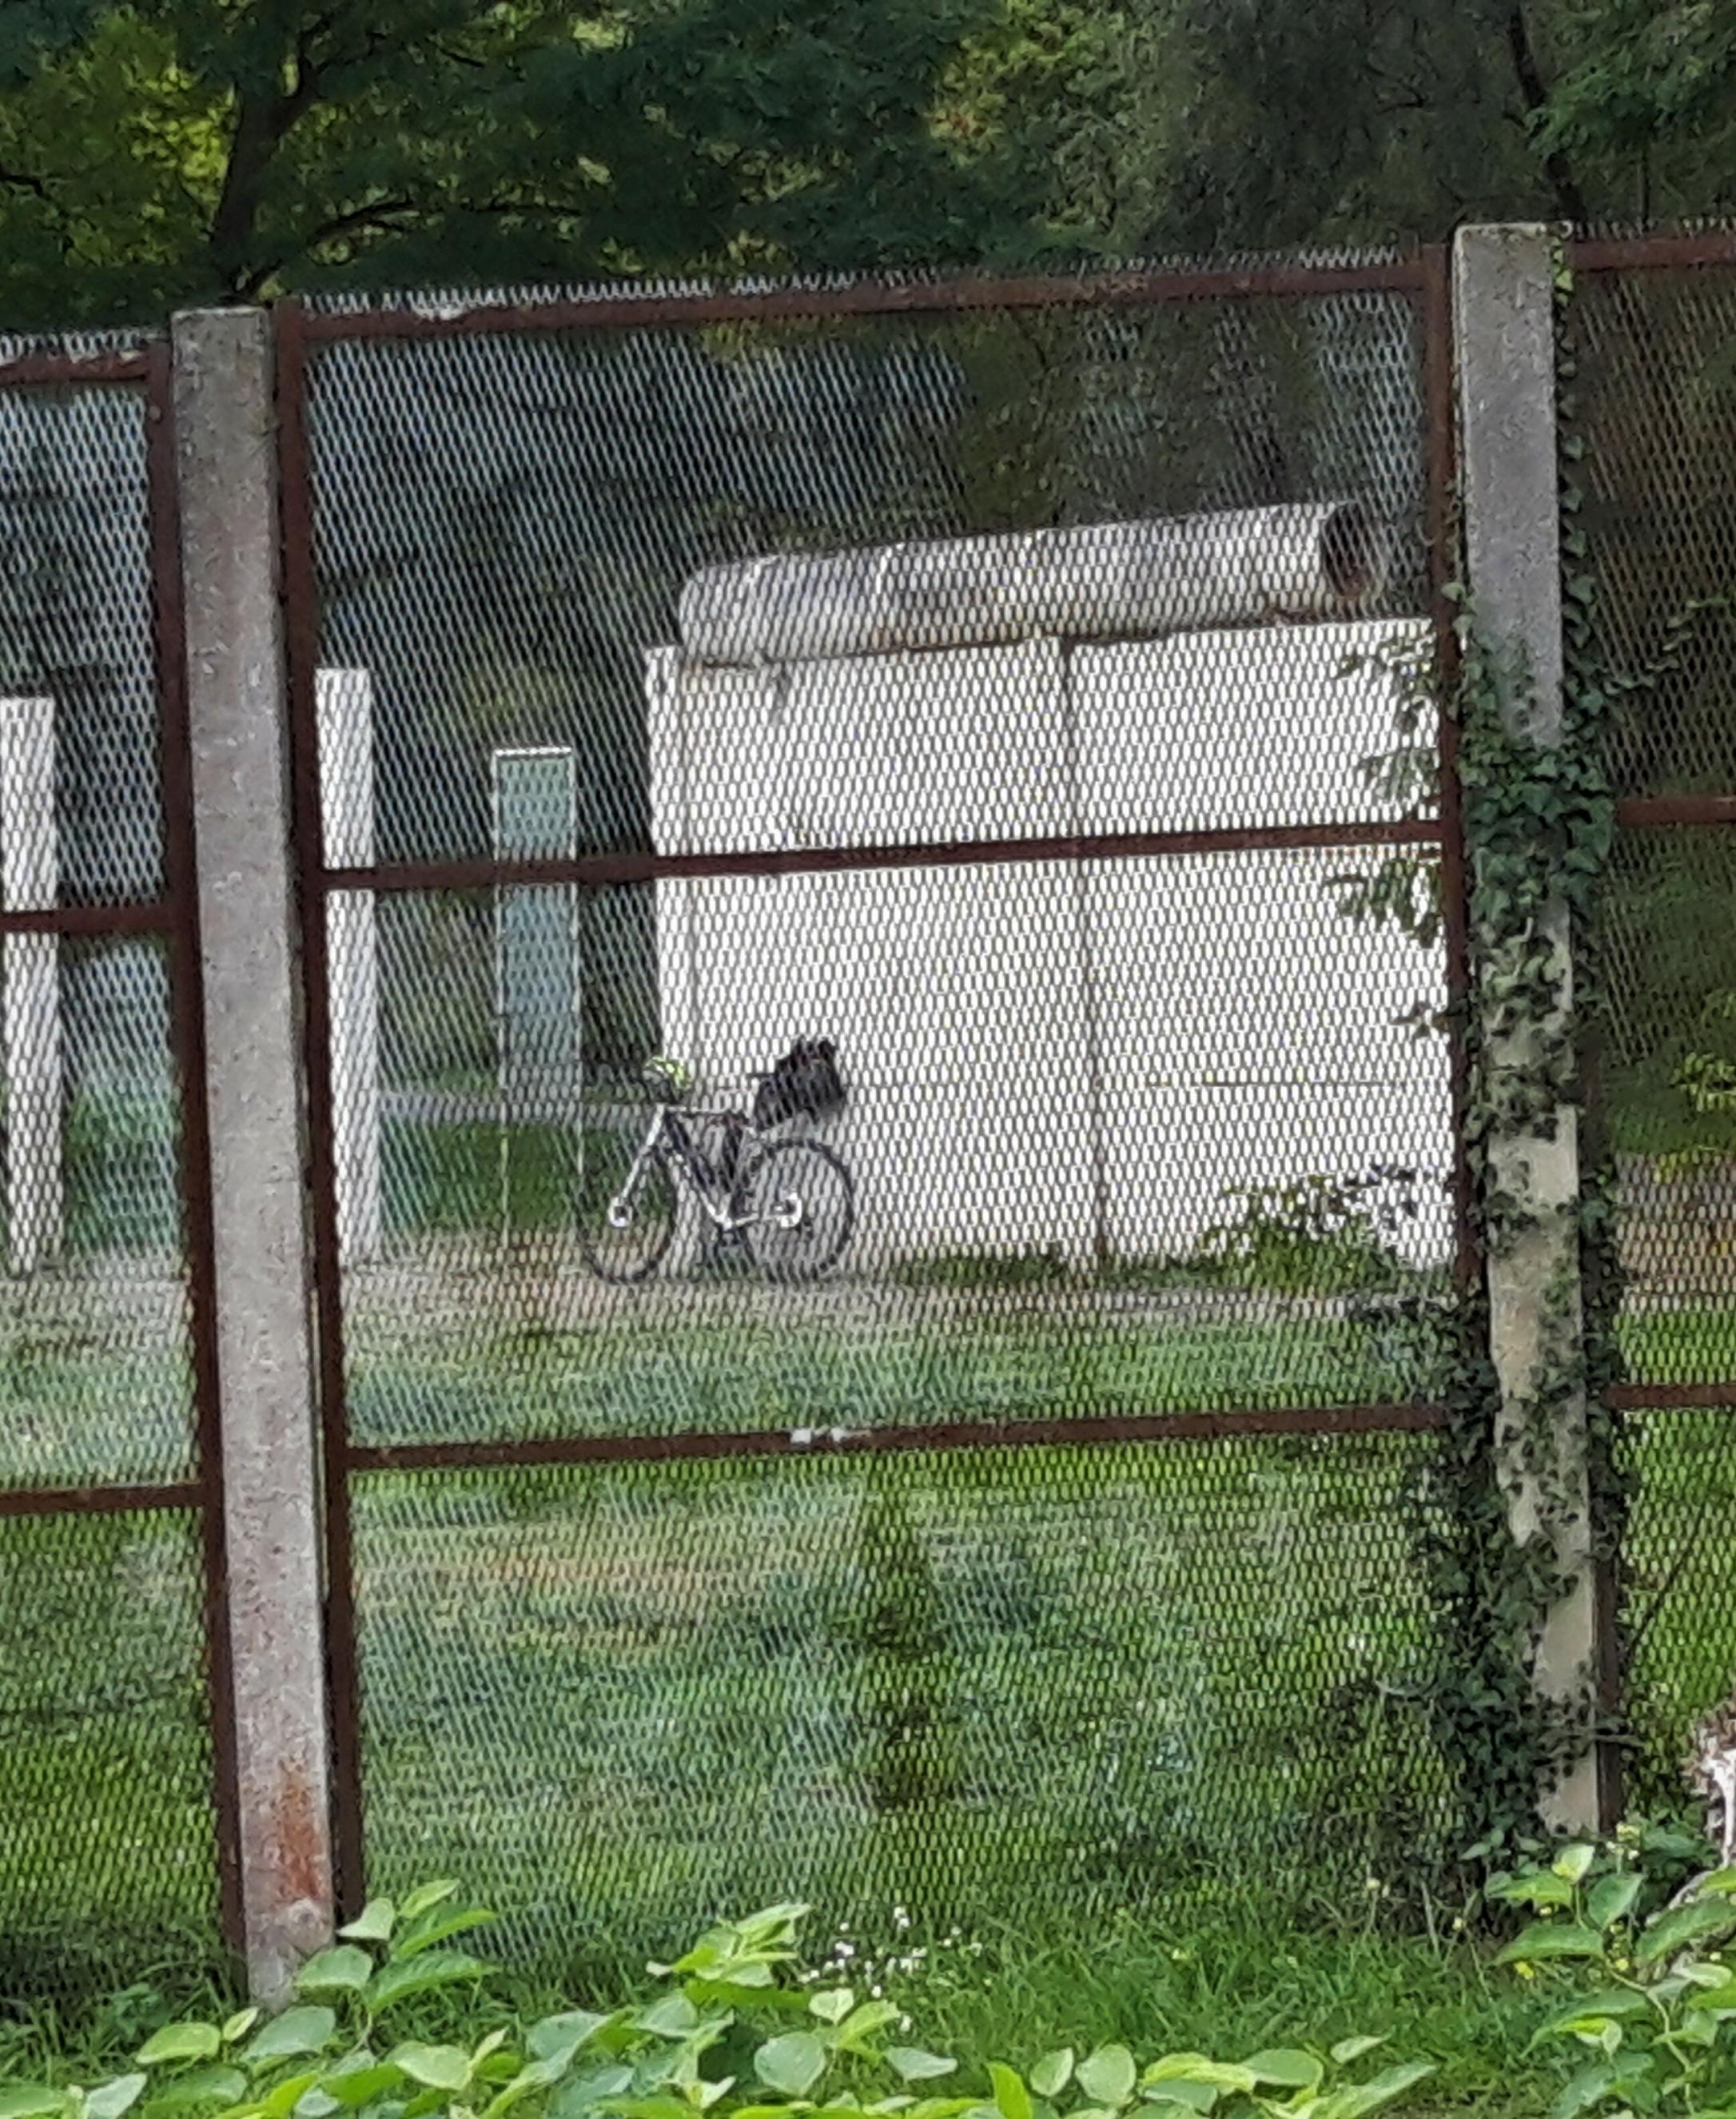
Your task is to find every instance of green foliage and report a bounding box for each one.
[1326,630,1446,962]
[890,1248,1073,1293]
[0,1896,1439,2119]
[1654,991,1736,1180]
[886,1172,1430,1299]
[1336,253,1633,1880]
[1194,1171,1423,1300]
[0,0,1049,326]
[1535,0,1736,206]
[1038,0,1736,261]
[843,1915,1552,2108]
[1401,555,1619,1861]
[4,0,1736,325]
[1491,1833,1736,2119]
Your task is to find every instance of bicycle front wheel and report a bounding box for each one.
[734,1139,854,1284]
[578,1125,676,1284]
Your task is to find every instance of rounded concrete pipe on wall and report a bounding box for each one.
[678,500,1391,667]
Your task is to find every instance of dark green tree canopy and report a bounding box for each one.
[1,0,1733,328]
[1041,0,1736,257]
[0,0,1047,326]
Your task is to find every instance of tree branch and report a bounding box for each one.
[468,197,600,219]
[293,10,341,72]
[239,196,423,295]
[1505,1,1589,224]
[209,11,338,290]
[302,197,421,248]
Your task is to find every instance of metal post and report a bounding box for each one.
[171,307,334,1999]
[0,695,62,1274]
[1454,223,1602,1834]
[318,669,382,1265]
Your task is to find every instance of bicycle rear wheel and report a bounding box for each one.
[578,1125,676,1283]
[734,1139,854,1284]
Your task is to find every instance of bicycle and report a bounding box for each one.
[578,1058,855,1285]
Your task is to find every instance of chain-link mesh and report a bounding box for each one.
[305,296,1428,867]
[1577,263,1736,1348]
[1620,1407,1736,1815]
[1605,826,1736,1381]
[0,382,165,906]
[0,1507,220,2000]
[1574,267,1736,801]
[1574,251,1736,1799]
[338,856,1449,1452]
[0,362,225,2003]
[301,265,1459,1945]
[351,1438,1451,1963]
[1,935,195,1488]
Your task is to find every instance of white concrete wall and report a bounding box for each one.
[318,668,381,1265]
[647,618,1451,1271]
[1,695,63,1275]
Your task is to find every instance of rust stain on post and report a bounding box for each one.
[267,1760,327,1908]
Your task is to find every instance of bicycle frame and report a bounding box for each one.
[601,1101,769,1233]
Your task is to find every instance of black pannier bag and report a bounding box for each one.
[752,1038,846,1131]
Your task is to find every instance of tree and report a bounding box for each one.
[1031,0,1736,260]
[5,0,1734,330]
[0,0,1049,328]
[1538,0,1736,226]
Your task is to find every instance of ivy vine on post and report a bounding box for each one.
[1356,226,1630,1882]
[1431,226,1623,1862]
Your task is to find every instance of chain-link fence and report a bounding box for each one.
[0,341,237,2005]
[281,256,1468,1956]
[18,237,1736,2002]
[1571,238,1736,1813]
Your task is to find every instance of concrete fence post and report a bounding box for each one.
[1453,224,1605,1834]
[0,695,63,1274]
[172,307,335,1999]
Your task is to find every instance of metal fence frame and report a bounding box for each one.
[16,228,1736,1990]
[276,246,1471,1917]
[0,338,242,1957]
[12,224,1736,2000]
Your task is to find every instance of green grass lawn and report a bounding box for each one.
[345,1303,1405,1448]
[0,1905,1563,2119]
[5,1296,1736,2015]
[1617,1304,1736,1383]
[0,1508,221,2009]
[347,1431,1450,1966]
[888,1915,1559,2117]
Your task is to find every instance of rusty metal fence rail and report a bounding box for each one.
[0,340,239,1999]
[277,250,1473,1956]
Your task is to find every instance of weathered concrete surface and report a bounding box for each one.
[319,667,381,1265]
[679,500,1390,666]
[173,308,333,2000]
[1455,224,1601,1835]
[1,695,63,1272]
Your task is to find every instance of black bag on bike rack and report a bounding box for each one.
[752,1038,846,1131]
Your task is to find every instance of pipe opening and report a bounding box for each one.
[1320,500,1388,605]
